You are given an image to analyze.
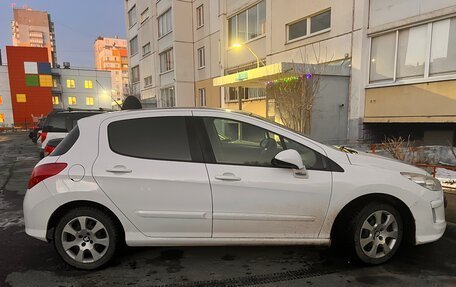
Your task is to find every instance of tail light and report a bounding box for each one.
[40,132,48,142]
[43,144,56,157]
[28,163,67,189]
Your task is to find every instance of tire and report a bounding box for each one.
[54,207,120,270]
[348,202,403,265]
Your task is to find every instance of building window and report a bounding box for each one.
[131,65,140,83]
[158,9,172,37]
[52,96,59,105]
[159,49,174,73]
[16,94,27,103]
[369,16,456,84]
[197,47,205,68]
[128,5,137,28]
[68,96,77,105]
[130,36,138,56]
[228,0,266,46]
[196,5,204,28]
[144,76,153,87]
[142,42,151,56]
[52,78,58,88]
[160,86,175,107]
[86,97,94,106]
[140,7,149,23]
[198,88,206,106]
[287,9,331,42]
[225,87,266,103]
[84,80,93,89]
[66,79,76,89]
[0,95,2,105]
[0,114,4,123]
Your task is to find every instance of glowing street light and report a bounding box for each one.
[232,43,260,69]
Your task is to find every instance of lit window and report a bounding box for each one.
[196,5,204,28]
[159,49,174,73]
[197,47,205,68]
[128,5,137,28]
[68,96,77,105]
[16,94,26,103]
[84,80,93,89]
[52,96,59,105]
[198,88,206,106]
[66,79,76,88]
[0,95,3,105]
[52,78,58,88]
[0,113,4,123]
[158,9,172,37]
[86,97,94,106]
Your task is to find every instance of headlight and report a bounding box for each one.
[401,172,442,191]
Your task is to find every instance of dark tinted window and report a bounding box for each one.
[52,126,79,156]
[108,117,192,161]
[43,114,67,132]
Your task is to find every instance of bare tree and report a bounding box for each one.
[381,136,414,162]
[265,44,334,135]
[123,82,141,99]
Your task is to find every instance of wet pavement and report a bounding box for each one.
[0,132,455,287]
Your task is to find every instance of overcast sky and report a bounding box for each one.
[0,0,126,68]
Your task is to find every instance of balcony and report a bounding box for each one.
[364,80,456,123]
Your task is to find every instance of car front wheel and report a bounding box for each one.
[350,203,403,264]
[54,207,119,270]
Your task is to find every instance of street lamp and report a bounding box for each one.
[232,43,260,68]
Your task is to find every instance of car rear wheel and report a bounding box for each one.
[350,203,403,264]
[54,207,119,270]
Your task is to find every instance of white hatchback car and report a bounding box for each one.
[24,108,446,269]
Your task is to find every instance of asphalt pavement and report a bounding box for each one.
[0,132,455,287]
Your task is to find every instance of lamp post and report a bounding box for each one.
[232,43,260,69]
[231,43,261,111]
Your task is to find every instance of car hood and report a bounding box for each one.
[347,152,427,174]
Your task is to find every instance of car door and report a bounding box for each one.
[92,111,213,238]
[193,111,333,238]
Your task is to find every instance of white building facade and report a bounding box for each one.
[125,0,456,144]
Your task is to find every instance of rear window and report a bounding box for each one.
[43,114,67,132]
[108,117,191,161]
[51,126,80,156]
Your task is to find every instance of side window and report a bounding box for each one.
[283,138,327,170]
[203,117,284,166]
[108,117,191,161]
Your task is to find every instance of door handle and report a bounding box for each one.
[215,173,241,181]
[106,165,132,173]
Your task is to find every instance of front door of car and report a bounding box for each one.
[92,112,212,238]
[194,113,333,238]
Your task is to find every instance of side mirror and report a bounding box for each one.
[272,149,304,170]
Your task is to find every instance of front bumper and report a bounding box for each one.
[413,195,446,245]
[23,182,59,242]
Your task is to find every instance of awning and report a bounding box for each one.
[213,62,351,88]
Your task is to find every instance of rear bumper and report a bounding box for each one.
[23,182,59,242]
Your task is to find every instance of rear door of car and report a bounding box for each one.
[92,111,213,238]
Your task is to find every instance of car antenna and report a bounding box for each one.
[96,80,122,110]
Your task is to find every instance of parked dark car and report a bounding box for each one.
[29,117,46,143]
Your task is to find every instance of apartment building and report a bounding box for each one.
[51,65,113,110]
[94,36,129,98]
[125,0,456,144]
[11,8,57,67]
[124,0,221,108]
